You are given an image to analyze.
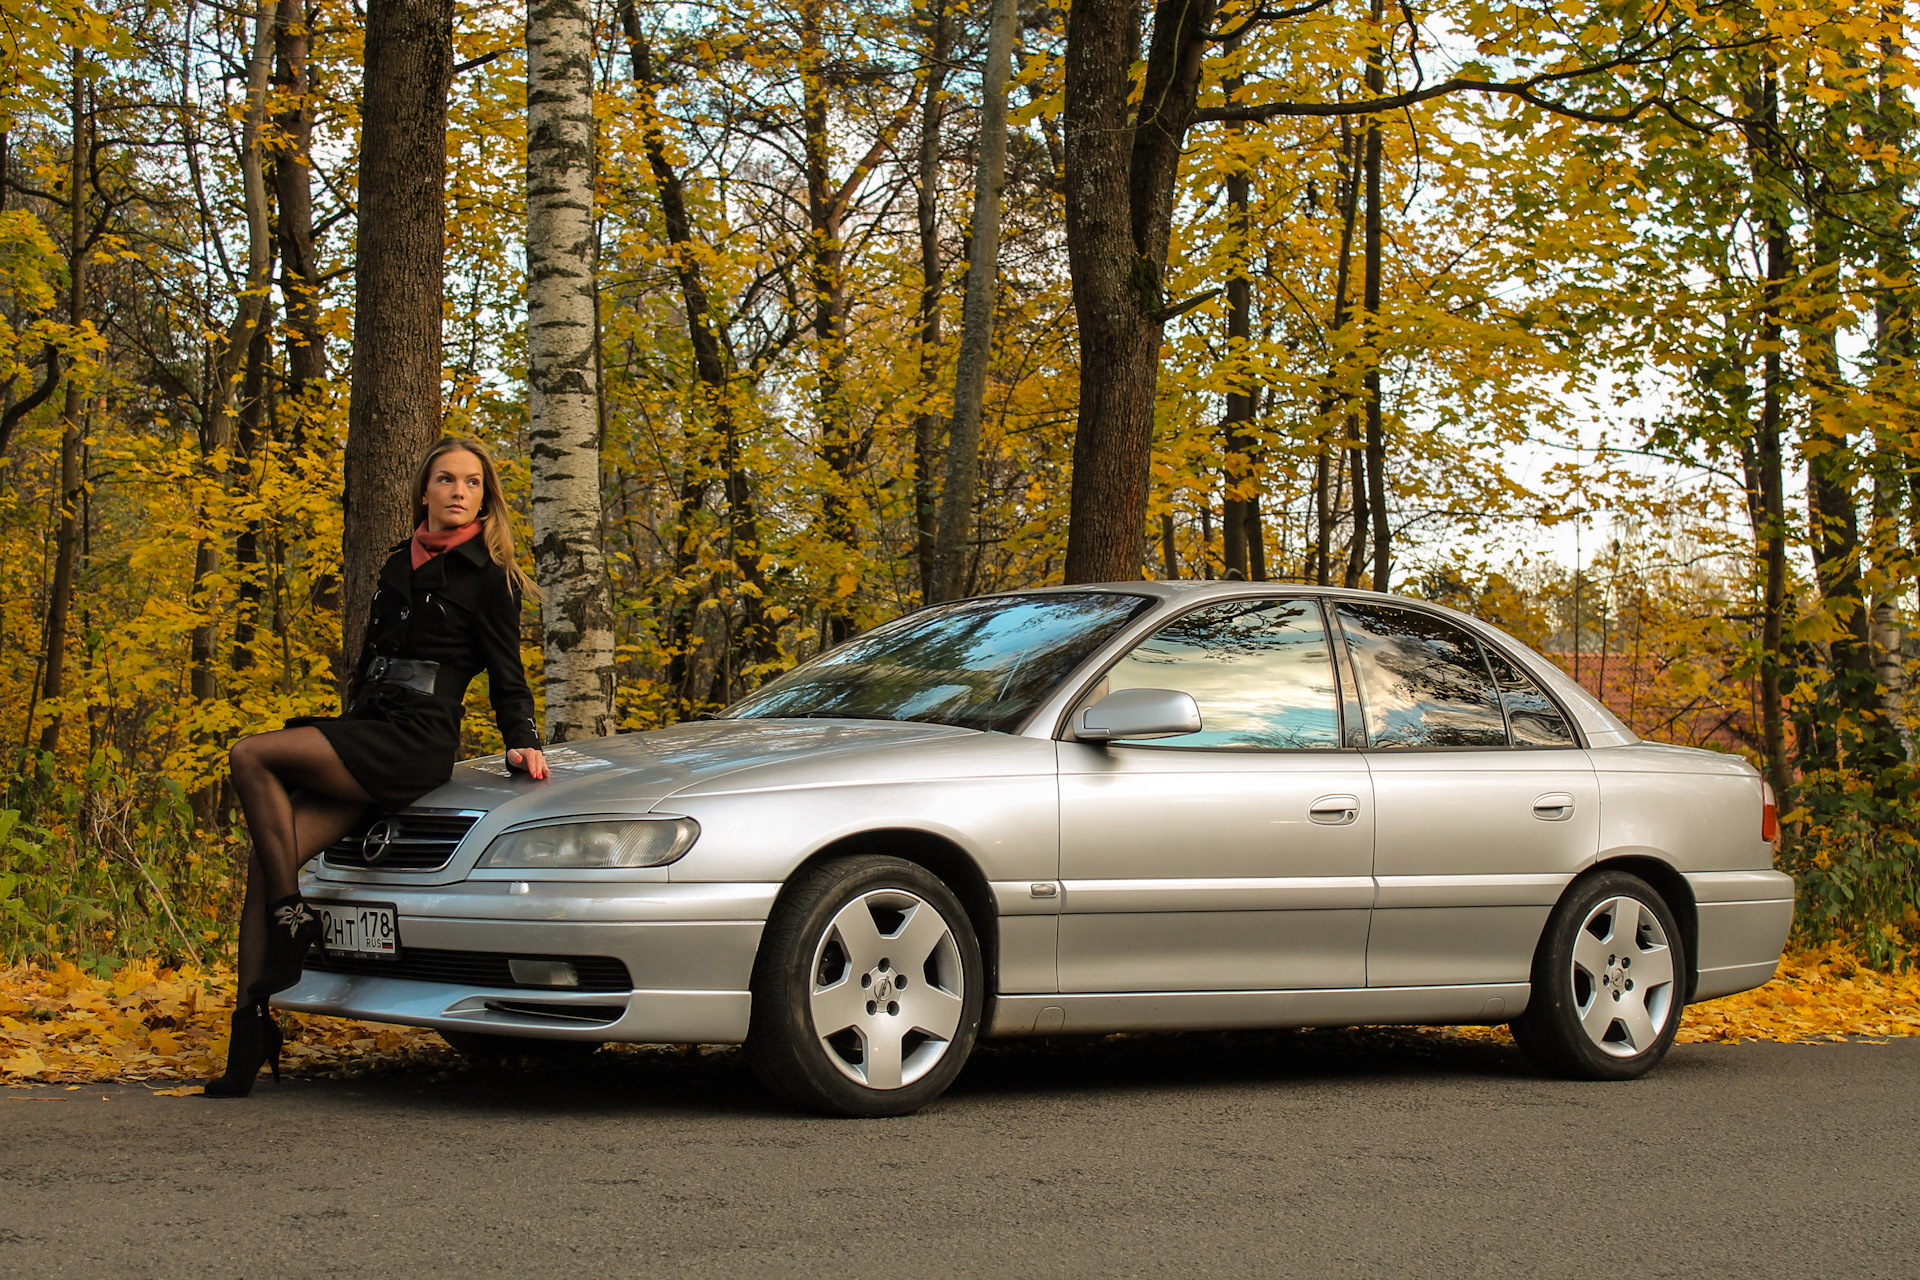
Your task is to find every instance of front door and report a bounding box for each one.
[1056,597,1375,993]
[1331,601,1599,988]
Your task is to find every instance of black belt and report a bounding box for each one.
[364,656,439,696]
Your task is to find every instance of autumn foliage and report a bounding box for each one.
[0,0,1917,1014]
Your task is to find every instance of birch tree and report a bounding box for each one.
[527,0,614,740]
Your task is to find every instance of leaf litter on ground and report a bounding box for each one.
[2,945,1915,1088]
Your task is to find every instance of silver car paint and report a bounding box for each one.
[280,581,1793,1047]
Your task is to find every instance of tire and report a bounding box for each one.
[440,1029,602,1064]
[1511,870,1687,1081]
[747,855,984,1117]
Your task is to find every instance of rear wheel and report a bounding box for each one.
[748,855,982,1117]
[1512,870,1686,1081]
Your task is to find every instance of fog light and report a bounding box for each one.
[509,959,579,987]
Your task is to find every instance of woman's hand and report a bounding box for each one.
[505,748,550,780]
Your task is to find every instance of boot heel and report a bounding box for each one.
[202,1001,268,1099]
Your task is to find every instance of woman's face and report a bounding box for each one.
[422,449,485,531]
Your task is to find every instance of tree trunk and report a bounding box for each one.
[1344,437,1368,588]
[344,0,455,671]
[1221,53,1257,581]
[527,0,615,741]
[1061,0,1217,583]
[912,0,949,604]
[190,0,278,708]
[621,7,777,704]
[38,63,89,757]
[1320,117,1360,588]
[1743,63,1791,812]
[1362,0,1389,591]
[1870,15,1914,757]
[801,0,859,638]
[231,315,273,674]
[274,0,325,400]
[930,0,1016,602]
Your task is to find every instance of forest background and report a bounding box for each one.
[0,0,1917,978]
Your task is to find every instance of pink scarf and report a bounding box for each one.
[411,519,485,570]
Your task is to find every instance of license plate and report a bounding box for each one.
[316,901,399,959]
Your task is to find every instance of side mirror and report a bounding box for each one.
[1075,688,1202,742]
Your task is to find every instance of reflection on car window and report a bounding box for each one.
[1483,646,1576,747]
[723,592,1151,733]
[1100,598,1341,749]
[1337,603,1508,748]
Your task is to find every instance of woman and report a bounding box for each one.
[205,437,552,1097]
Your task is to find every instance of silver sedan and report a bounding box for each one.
[281,583,1794,1115]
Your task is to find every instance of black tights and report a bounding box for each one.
[228,727,372,999]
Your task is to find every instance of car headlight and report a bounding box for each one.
[477,818,700,870]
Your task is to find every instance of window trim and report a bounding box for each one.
[1331,600,1585,752]
[1052,594,1353,752]
[1478,633,1586,750]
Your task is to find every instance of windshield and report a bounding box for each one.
[724,592,1152,732]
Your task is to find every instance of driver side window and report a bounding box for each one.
[1091,598,1342,749]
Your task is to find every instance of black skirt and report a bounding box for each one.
[288,685,462,813]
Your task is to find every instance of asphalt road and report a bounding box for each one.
[2,1029,1915,1278]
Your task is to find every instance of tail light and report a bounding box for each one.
[1761,780,1778,843]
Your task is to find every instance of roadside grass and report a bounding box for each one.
[2,945,1915,1089]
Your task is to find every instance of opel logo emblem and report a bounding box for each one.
[362,819,399,867]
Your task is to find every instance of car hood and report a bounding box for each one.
[410,719,977,823]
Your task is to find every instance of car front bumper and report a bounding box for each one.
[272,879,777,1044]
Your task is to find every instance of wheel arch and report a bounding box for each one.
[763,827,999,1028]
[1580,853,1700,1003]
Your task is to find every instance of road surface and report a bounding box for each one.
[3,1028,1914,1277]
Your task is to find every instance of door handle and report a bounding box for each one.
[1533,792,1576,822]
[1309,795,1360,826]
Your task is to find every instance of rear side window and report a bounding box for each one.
[1483,646,1577,747]
[1336,603,1507,748]
[1099,598,1341,749]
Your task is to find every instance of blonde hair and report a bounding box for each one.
[410,436,540,601]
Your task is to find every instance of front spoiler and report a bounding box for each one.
[274,971,753,1044]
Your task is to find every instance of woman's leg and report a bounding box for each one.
[229,728,373,900]
[232,790,371,999]
[229,728,373,996]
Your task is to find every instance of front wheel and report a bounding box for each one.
[1511,870,1686,1081]
[748,855,983,1117]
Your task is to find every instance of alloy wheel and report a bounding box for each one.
[1569,894,1677,1057]
[807,889,966,1090]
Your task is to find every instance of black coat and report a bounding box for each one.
[298,536,541,811]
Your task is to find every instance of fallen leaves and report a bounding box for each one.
[1675,945,1920,1043]
[0,959,446,1085]
[3,945,1916,1087]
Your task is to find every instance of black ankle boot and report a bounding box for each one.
[249,892,322,1003]
[202,1003,281,1098]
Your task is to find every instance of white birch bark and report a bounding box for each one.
[527,0,615,740]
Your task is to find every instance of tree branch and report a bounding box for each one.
[1208,0,1341,44]
[1152,287,1223,323]
[0,346,63,455]
[1193,37,1768,126]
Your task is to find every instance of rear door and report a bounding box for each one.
[1333,602,1597,989]
[1056,597,1375,993]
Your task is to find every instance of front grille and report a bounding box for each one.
[306,946,633,992]
[322,809,481,872]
